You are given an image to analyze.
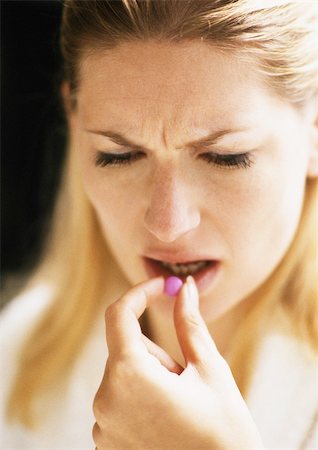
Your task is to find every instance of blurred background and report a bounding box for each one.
[1,0,65,306]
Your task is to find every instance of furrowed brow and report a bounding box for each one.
[183,129,249,150]
[86,130,148,151]
[85,128,250,151]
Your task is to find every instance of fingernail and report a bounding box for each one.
[164,276,183,297]
[186,276,199,307]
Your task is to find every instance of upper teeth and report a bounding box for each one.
[160,260,209,276]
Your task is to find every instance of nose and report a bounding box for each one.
[143,169,201,243]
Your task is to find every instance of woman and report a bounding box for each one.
[1,1,318,448]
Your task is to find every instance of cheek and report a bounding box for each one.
[80,168,144,237]
[220,162,306,270]
[199,166,306,315]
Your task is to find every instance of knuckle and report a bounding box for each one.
[185,313,208,345]
[105,301,121,324]
[92,422,101,445]
[186,311,202,330]
[105,353,141,389]
[93,388,108,421]
[110,355,132,379]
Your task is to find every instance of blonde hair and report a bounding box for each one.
[7,0,318,427]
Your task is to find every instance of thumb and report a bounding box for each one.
[173,276,220,379]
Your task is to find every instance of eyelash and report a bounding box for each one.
[199,152,253,169]
[95,151,144,167]
[95,151,254,170]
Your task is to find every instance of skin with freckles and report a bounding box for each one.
[67,40,318,360]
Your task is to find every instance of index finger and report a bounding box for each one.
[105,276,165,358]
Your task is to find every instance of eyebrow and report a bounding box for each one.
[85,128,251,151]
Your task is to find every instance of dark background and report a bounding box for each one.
[1,0,65,300]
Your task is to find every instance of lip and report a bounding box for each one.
[143,249,220,265]
[142,256,221,293]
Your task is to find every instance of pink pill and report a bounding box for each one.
[164,276,183,297]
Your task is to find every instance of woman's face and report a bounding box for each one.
[69,41,317,323]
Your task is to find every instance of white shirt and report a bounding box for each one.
[1,285,317,450]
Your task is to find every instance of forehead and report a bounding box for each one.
[76,40,277,132]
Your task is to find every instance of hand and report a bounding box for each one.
[93,276,265,450]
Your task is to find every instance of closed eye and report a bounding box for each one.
[94,150,254,170]
[95,151,145,167]
[199,152,254,169]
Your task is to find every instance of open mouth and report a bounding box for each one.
[153,259,211,277]
[143,257,221,293]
